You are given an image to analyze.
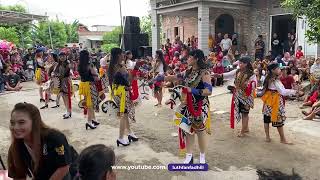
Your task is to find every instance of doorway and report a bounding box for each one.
[174,27,179,38]
[215,14,234,36]
[271,14,296,51]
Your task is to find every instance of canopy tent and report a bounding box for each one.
[0,10,47,24]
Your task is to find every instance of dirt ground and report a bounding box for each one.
[0,81,320,180]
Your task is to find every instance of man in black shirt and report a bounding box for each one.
[5,68,23,91]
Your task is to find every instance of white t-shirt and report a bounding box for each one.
[126,59,136,70]
[220,38,232,51]
[155,61,164,74]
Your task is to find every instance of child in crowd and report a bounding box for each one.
[295,46,304,60]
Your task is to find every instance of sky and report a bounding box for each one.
[1,0,150,28]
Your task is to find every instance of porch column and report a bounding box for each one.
[198,2,210,55]
[151,0,160,57]
[316,44,320,59]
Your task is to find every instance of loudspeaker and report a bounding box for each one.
[124,16,141,34]
[123,33,149,51]
[138,46,152,58]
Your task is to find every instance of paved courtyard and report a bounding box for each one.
[0,81,320,180]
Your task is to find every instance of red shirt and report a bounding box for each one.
[280,75,294,89]
[213,66,224,74]
[164,55,171,65]
[296,51,304,59]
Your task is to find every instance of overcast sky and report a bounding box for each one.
[1,0,150,27]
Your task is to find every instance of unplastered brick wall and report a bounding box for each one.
[162,15,198,43]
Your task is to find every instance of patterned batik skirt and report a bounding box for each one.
[35,68,48,84]
[112,85,136,123]
[262,91,286,127]
[175,97,210,134]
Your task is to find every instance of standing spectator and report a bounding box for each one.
[220,34,232,52]
[208,34,215,51]
[254,35,265,61]
[216,32,223,45]
[271,33,281,58]
[289,34,296,55]
[212,62,224,86]
[5,67,23,91]
[0,58,5,92]
[231,33,238,53]
[23,47,35,71]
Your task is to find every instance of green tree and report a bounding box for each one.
[103,26,121,45]
[0,27,19,44]
[140,15,152,45]
[282,0,320,43]
[34,20,67,48]
[101,44,119,53]
[64,20,79,43]
[0,5,31,47]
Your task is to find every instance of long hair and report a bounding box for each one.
[76,144,115,180]
[108,48,123,86]
[8,102,50,177]
[189,49,207,70]
[155,50,167,72]
[78,50,90,77]
[263,69,277,92]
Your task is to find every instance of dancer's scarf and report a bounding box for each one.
[112,85,126,113]
[79,82,92,108]
[67,79,72,110]
[230,80,256,129]
[130,69,139,101]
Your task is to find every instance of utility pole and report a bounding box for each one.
[45,12,54,49]
[119,0,124,50]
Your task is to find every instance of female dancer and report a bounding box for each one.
[55,52,72,119]
[8,102,71,179]
[261,63,297,144]
[108,48,138,146]
[222,56,256,137]
[152,50,167,106]
[79,50,101,129]
[34,48,48,102]
[40,52,58,109]
[162,49,212,164]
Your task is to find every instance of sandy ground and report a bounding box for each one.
[0,81,320,180]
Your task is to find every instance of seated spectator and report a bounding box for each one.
[8,102,71,179]
[76,144,116,180]
[296,46,304,60]
[171,51,180,68]
[301,86,320,108]
[310,58,320,85]
[24,65,35,81]
[5,67,23,91]
[280,67,295,91]
[298,58,309,81]
[282,52,292,65]
[234,50,240,61]
[302,100,320,120]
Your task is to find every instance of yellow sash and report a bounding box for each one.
[79,82,92,108]
[261,91,280,122]
[112,85,126,113]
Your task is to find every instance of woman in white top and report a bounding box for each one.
[125,51,136,70]
[261,63,297,144]
[152,50,167,106]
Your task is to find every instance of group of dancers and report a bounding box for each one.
[34,46,298,164]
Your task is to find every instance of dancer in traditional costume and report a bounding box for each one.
[79,50,108,129]
[34,48,48,103]
[108,48,138,147]
[221,56,256,137]
[261,63,297,144]
[54,52,72,119]
[152,50,167,107]
[40,52,58,109]
[162,49,212,164]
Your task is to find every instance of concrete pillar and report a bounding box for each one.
[316,44,320,59]
[151,0,160,57]
[198,3,210,56]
